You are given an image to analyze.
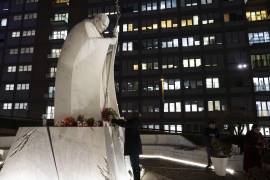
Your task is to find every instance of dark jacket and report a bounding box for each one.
[204,127,219,147]
[112,118,142,155]
[243,130,264,172]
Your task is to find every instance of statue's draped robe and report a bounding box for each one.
[54,19,118,123]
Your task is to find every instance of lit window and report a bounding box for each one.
[7,66,16,72]
[50,30,67,40]
[253,77,270,92]
[185,101,204,112]
[251,53,270,68]
[19,65,32,72]
[206,78,220,88]
[11,31,20,37]
[22,29,36,37]
[201,0,212,5]
[48,86,55,98]
[208,100,225,111]
[183,57,201,68]
[48,48,62,58]
[160,0,177,10]
[20,47,34,54]
[5,84,14,91]
[224,13,230,22]
[9,48,19,55]
[53,13,69,23]
[46,106,55,119]
[203,35,215,45]
[142,2,158,11]
[181,16,199,27]
[55,0,69,4]
[1,18,7,27]
[161,19,177,28]
[181,0,198,7]
[161,38,178,48]
[49,67,57,78]
[24,13,38,20]
[133,64,139,71]
[17,83,30,90]
[256,101,270,117]
[163,79,181,90]
[26,0,39,3]
[164,101,181,112]
[3,103,12,110]
[124,23,137,32]
[248,32,270,45]
[182,37,200,47]
[14,103,28,110]
[246,10,268,22]
[122,42,133,51]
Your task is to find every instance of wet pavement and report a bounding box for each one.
[141,158,245,180]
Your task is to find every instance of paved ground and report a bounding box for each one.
[141,158,245,180]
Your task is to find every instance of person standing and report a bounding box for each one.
[244,124,265,174]
[111,112,142,180]
[204,121,220,168]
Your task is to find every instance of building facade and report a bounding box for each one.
[0,0,269,136]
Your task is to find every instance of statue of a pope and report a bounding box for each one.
[54,14,119,124]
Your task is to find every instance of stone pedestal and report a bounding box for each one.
[0,127,131,180]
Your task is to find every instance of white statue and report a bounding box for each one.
[54,14,119,124]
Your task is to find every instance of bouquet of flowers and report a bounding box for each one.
[101,108,118,122]
[60,116,77,127]
[60,115,103,127]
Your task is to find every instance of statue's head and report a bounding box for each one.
[93,14,109,33]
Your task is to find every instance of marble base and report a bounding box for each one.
[0,127,131,180]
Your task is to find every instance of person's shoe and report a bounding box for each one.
[205,164,212,169]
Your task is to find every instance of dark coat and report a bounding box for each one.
[204,127,220,147]
[112,118,142,155]
[243,130,264,172]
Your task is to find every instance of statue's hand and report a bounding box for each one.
[113,28,119,38]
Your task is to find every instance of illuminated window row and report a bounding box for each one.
[253,77,270,92]
[124,78,219,91]
[246,10,268,22]
[22,30,36,37]
[248,32,270,45]
[9,47,34,55]
[53,13,69,23]
[2,102,28,110]
[55,0,69,4]
[7,65,32,72]
[251,53,270,69]
[48,49,62,58]
[256,101,270,117]
[141,0,177,12]
[49,30,67,40]
[164,124,182,134]
[121,36,223,51]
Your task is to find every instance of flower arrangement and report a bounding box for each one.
[59,115,102,127]
[101,108,118,122]
[60,116,77,127]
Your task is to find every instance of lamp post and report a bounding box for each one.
[160,78,165,103]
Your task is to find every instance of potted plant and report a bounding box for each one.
[211,138,231,176]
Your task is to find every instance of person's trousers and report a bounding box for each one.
[206,147,213,166]
[130,154,140,180]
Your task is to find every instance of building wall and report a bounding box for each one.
[0,0,269,136]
